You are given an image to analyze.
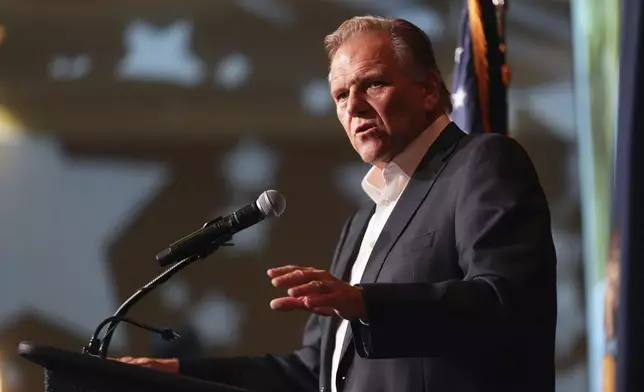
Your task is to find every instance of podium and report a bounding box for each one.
[18,341,254,392]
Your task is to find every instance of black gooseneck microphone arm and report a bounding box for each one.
[83,315,181,356]
[84,218,233,359]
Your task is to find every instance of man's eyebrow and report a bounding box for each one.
[328,73,348,89]
[329,66,388,89]
[329,83,346,97]
[361,71,385,80]
[330,71,380,85]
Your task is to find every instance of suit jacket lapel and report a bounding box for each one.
[330,205,375,282]
[359,123,464,285]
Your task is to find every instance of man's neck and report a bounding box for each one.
[372,114,451,176]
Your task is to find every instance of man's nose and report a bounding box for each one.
[347,91,370,117]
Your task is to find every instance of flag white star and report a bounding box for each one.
[454,47,464,64]
[452,87,467,109]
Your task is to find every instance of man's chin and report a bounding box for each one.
[359,153,388,168]
[355,141,392,165]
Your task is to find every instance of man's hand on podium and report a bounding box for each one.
[113,357,179,373]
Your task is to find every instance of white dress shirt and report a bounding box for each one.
[330,114,451,392]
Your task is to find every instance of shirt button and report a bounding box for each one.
[369,241,376,248]
[382,199,390,206]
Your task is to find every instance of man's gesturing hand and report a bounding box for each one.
[267,265,366,320]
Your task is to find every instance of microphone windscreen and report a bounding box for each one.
[257,190,286,217]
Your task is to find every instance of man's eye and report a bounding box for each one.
[368,81,386,88]
[335,92,348,101]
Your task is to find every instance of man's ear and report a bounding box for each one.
[422,71,441,111]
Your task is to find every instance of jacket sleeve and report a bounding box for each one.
[178,212,358,390]
[178,314,322,392]
[351,135,557,359]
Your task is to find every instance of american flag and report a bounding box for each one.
[450,0,509,135]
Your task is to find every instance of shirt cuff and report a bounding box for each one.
[353,283,369,325]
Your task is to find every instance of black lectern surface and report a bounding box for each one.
[18,341,255,392]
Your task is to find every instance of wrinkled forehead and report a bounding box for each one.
[328,33,397,83]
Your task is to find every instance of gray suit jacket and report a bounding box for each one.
[179,123,558,392]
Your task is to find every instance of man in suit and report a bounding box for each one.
[118,16,557,392]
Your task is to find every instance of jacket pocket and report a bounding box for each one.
[398,230,435,254]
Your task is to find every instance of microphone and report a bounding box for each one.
[155,190,286,267]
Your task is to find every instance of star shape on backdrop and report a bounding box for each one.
[157,266,244,350]
[158,279,191,311]
[188,291,245,347]
[301,78,334,116]
[49,54,92,81]
[220,136,280,193]
[0,133,168,349]
[214,52,252,89]
[237,0,295,27]
[327,0,444,38]
[218,137,280,254]
[117,19,206,86]
[333,162,372,206]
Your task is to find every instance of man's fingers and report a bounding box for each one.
[110,357,134,363]
[109,357,179,373]
[267,265,310,278]
[270,296,307,311]
[270,296,337,317]
[119,357,149,364]
[287,280,331,297]
[271,269,305,288]
[271,269,327,288]
[303,293,339,310]
[116,357,152,367]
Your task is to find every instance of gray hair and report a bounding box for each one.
[324,16,452,113]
